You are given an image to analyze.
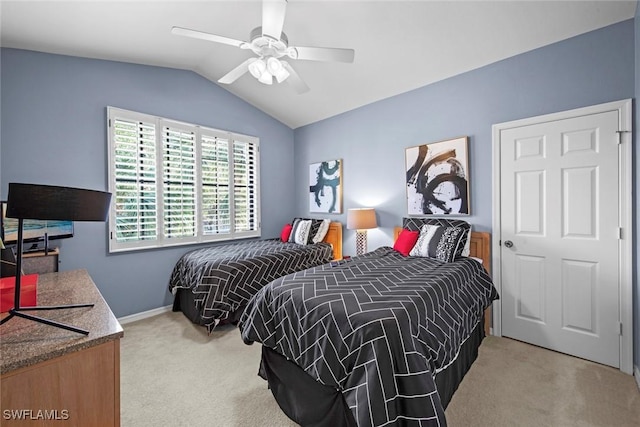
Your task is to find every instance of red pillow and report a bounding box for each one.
[280,224,293,242]
[393,229,419,256]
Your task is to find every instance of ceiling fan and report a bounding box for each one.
[171,0,355,94]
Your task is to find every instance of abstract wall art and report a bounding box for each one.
[405,136,470,215]
[309,159,342,214]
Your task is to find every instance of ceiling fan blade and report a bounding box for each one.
[282,62,309,94]
[290,46,355,63]
[218,58,258,84]
[172,26,246,48]
[262,0,287,39]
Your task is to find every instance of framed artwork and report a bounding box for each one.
[309,159,342,214]
[405,136,470,215]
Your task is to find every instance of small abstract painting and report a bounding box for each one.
[405,136,470,215]
[309,159,342,214]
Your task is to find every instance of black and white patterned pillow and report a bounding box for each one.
[288,217,330,245]
[293,220,312,245]
[311,219,331,243]
[306,219,324,244]
[409,224,467,262]
[288,218,302,243]
[403,217,471,259]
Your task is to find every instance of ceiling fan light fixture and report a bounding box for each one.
[266,57,289,83]
[274,68,290,83]
[258,70,273,85]
[266,57,282,74]
[274,60,290,83]
[248,58,266,79]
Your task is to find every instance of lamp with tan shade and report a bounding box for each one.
[347,208,377,256]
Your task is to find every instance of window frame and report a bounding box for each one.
[107,106,261,253]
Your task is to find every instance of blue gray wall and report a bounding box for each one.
[0,49,295,317]
[294,20,637,367]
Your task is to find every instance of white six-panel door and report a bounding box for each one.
[498,109,622,368]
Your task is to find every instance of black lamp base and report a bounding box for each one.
[0,303,94,335]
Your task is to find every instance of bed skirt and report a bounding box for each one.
[172,289,244,327]
[258,319,486,426]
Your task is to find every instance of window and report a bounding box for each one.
[107,107,260,252]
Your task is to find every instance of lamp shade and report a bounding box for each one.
[347,208,377,230]
[6,183,112,221]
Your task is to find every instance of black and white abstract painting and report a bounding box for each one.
[309,159,342,214]
[405,136,470,215]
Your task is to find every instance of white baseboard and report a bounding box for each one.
[118,305,173,325]
[635,365,640,392]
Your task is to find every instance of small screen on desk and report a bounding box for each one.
[1,201,74,246]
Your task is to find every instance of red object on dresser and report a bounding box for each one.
[0,274,38,312]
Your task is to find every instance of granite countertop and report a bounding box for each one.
[0,269,123,374]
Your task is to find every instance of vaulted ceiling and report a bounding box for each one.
[1,1,636,128]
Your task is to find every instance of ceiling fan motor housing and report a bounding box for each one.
[248,27,295,59]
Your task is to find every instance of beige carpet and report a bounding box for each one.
[121,312,640,426]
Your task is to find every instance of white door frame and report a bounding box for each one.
[491,99,633,375]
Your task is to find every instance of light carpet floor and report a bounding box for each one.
[121,311,640,426]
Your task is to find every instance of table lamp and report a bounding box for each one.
[347,208,377,256]
[0,183,112,335]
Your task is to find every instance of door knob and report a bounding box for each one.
[504,240,514,248]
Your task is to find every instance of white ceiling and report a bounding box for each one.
[1,1,636,129]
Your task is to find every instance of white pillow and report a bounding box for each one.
[293,220,312,245]
[409,224,440,258]
[312,219,331,243]
[461,229,472,257]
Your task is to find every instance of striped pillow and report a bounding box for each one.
[293,220,312,245]
[288,218,330,244]
[409,224,467,262]
[403,217,471,259]
[287,218,302,243]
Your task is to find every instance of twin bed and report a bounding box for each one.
[169,221,343,331]
[168,217,498,426]
[239,218,498,427]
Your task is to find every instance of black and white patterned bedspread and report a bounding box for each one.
[239,247,499,427]
[168,239,334,331]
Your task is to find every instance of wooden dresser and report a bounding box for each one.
[21,248,60,274]
[0,270,123,426]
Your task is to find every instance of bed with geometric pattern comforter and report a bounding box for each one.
[239,246,499,426]
[168,238,334,331]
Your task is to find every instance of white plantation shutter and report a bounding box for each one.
[162,125,196,239]
[233,140,258,233]
[107,107,260,252]
[111,116,158,244]
[201,133,231,235]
